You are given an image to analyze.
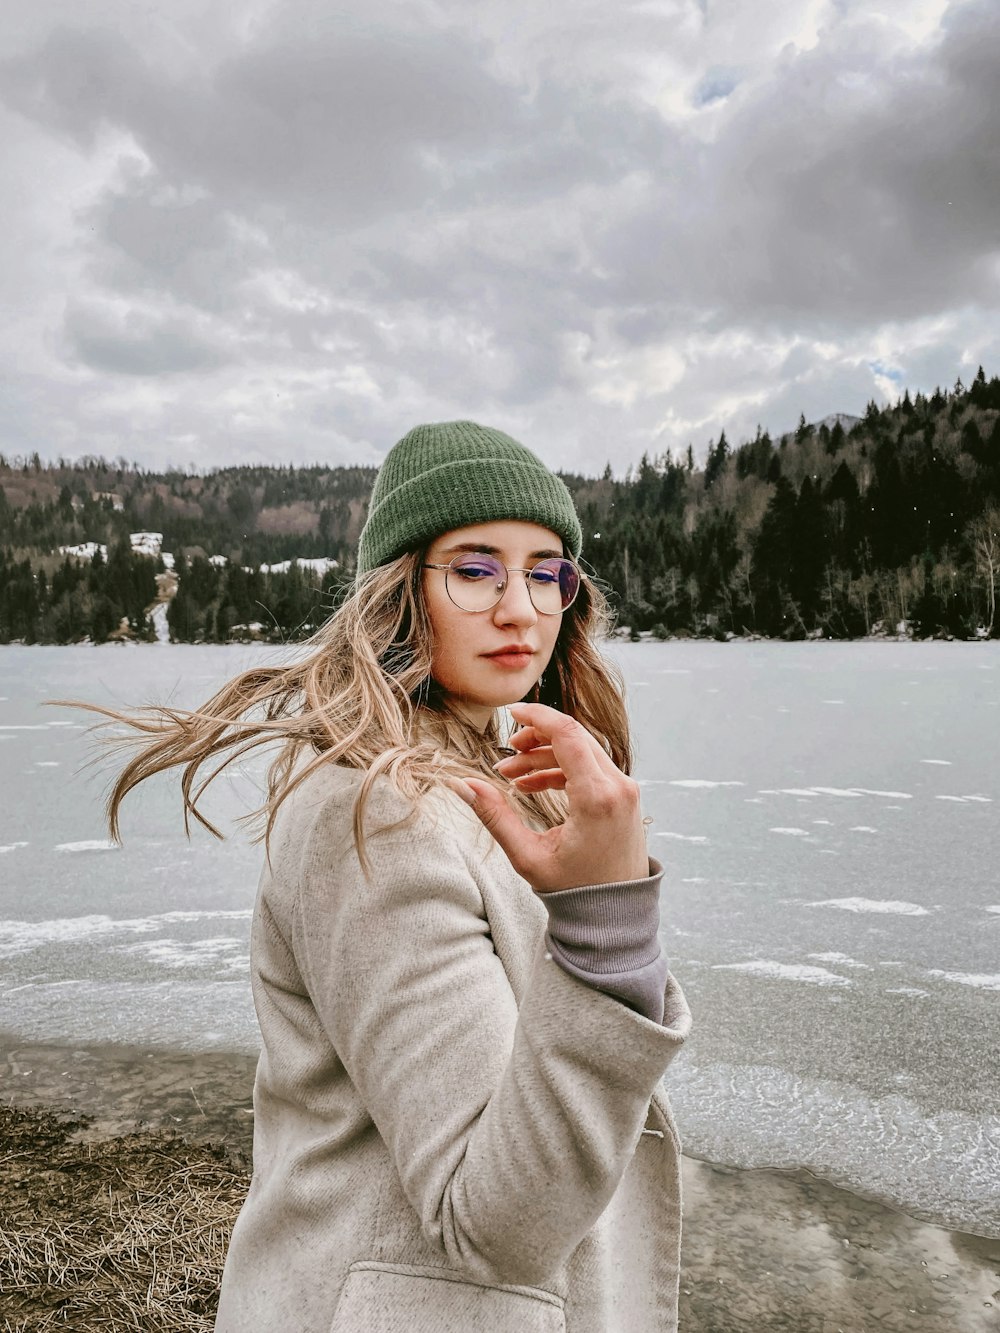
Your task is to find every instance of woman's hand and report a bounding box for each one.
[458,702,649,893]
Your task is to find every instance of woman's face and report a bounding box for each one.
[422,520,567,729]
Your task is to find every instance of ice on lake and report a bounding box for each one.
[1,639,998,1233]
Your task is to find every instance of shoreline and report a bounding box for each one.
[2,1034,998,1331]
[2,633,998,646]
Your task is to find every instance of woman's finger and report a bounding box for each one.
[509,718,607,764]
[494,746,558,776]
[510,705,614,768]
[508,724,546,752]
[511,769,567,792]
[460,778,550,878]
[508,703,615,789]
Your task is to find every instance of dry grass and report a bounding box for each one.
[0,1103,248,1331]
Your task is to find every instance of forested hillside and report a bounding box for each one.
[1,369,998,644]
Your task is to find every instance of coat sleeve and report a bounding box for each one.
[292,782,691,1288]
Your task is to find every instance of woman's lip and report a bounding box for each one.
[483,649,535,667]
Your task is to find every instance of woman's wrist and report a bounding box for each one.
[539,860,668,1023]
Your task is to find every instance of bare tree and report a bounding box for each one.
[724,550,755,632]
[967,509,1000,636]
[847,571,875,636]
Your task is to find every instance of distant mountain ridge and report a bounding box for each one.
[813,413,862,434]
[1,370,998,643]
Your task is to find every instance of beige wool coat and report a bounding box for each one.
[215,762,692,1333]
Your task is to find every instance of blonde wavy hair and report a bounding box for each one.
[70,551,632,868]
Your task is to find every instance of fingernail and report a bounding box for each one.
[450,780,478,807]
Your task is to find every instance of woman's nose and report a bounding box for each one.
[493,573,538,625]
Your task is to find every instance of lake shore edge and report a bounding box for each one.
[2,1032,998,1332]
[3,628,999,647]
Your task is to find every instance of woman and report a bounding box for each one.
[102,421,691,1332]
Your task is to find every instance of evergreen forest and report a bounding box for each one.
[1,370,998,645]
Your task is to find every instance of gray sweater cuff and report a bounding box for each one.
[541,859,668,1025]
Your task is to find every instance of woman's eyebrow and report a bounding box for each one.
[437,542,563,559]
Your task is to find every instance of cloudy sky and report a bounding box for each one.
[2,0,998,476]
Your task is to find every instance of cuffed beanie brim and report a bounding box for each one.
[356,421,583,575]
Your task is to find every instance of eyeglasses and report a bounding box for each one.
[423,552,581,615]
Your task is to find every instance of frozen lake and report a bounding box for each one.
[1,641,997,1234]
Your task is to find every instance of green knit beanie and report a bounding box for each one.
[356,420,583,575]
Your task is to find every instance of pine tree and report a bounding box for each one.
[703,431,729,490]
[789,477,828,621]
[752,477,799,635]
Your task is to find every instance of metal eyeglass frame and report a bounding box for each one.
[422,553,581,615]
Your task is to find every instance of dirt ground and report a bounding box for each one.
[1,1036,998,1332]
[0,1103,245,1332]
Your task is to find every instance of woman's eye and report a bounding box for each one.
[455,562,496,581]
[529,567,558,584]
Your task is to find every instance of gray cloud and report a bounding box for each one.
[62,299,231,376]
[0,0,997,475]
[598,0,1000,326]
[2,23,519,223]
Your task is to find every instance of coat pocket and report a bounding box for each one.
[329,1261,566,1333]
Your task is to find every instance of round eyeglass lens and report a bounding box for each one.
[446,555,508,611]
[528,558,580,613]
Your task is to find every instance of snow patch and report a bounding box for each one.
[808,952,873,970]
[777,786,911,801]
[118,937,248,972]
[654,832,708,843]
[150,602,170,644]
[54,840,118,853]
[58,542,107,561]
[927,970,1000,992]
[805,897,930,916]
[258,557,339,576]
[713,961,853,987]
[130,532,163,558]
[851,788,913,800]
[0,909,253,960]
